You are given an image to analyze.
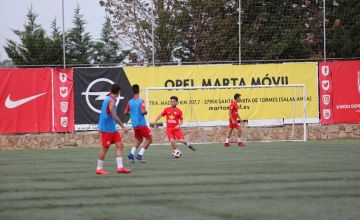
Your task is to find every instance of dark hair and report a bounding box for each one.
[170,96,178,102]
[234,93,241,100]
[111,84,121,94]
[132,84,140,94]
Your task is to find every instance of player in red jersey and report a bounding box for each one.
[153,96,196,156]
[224,93,246,147]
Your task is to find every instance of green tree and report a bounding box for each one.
[47,19,63,64]
[241,0,314,61]
[4,7,56,65]
[184,0,239,62]
[66,5,93,65]
[327,0,360,58]
[92,17,129,64]
[101,0,239,63]
[101,0,360,63]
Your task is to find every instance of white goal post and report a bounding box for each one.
[144,84,307,142]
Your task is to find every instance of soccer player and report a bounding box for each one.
[125,84,152,163]
[96,84,131,175]
[153,96,196,157]
[224,93,246,147]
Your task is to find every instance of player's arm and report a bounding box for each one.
[237,110,241,121]
[153,114,162,124]
[109,100,127,130]
[124,103,130,115]
[229,107,236,124]
[175,111,183,129]
[175,119,183,129]
[152,114,162,128]
[153,109,165,127]
[141,100,147,115]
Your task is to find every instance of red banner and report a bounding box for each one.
[0,68,53,133]
[53,68,75,132]
[331,60,360,123]
[319,60,360,124]
[319,62,334,124]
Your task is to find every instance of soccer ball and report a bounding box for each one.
[172,149,182,158]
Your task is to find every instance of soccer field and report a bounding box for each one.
[1,140,360,220]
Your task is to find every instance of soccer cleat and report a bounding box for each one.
[95,169,109,175]
[136,154,146,163]
[238,142,246,147]
[116,167,132,174]
[127,152,134,162]
[224,143,230,147]
[187,144,196,151]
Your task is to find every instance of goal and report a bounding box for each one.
[143,84,307,142]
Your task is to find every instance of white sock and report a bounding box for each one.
[97,159,104,170]
[225,138,229,143]
[131,147,136,155]
[237,137,241,143]
[116,157,123,168]
[138,148,146,156]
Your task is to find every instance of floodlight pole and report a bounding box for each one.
[62,0,66,68]
[323,0,326,62]
[238,0,242,65]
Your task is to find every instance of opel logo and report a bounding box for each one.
[81,78,123,113]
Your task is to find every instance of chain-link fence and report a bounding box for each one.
[1,0,359,68]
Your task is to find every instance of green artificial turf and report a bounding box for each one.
[0,140,360,220]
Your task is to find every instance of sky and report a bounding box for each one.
[0,0,106,60]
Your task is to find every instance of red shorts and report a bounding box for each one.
[101,131,122,147]
[228,118,239,129]
[134,126,152,140]
[166,127,184,141]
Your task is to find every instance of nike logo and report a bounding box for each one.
[5,92,47,109]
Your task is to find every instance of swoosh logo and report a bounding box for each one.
[5,92,47,109]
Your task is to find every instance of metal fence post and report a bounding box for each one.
[62,0,66,68]
[151,0,155,66]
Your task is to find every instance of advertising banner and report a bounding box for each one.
[330,60,360,123]
[318,62,334,124]
[73,68,132,130]
[0,68,53,133]
[53,68,75,132]
[123,63,319,124]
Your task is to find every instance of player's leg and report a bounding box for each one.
[167,128,178,150]
[136,136,152,162]
[115,141,131,173]
[96,132,111,175]
[236,125,245,147]
[136,126,152,162]
[176,129,196,151]
[169,136,182,159]
[167,128,182,158]
[179,139,196,151]
[170,138,178,150]
[96,147,109,175]
[224,127,233,147]
[98,145,109,160]
[128,135,142,162]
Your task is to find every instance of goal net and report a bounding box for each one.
[143,85,307,142]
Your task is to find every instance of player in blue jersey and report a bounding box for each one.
[96,84,131,175]
[124,84,152,163]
